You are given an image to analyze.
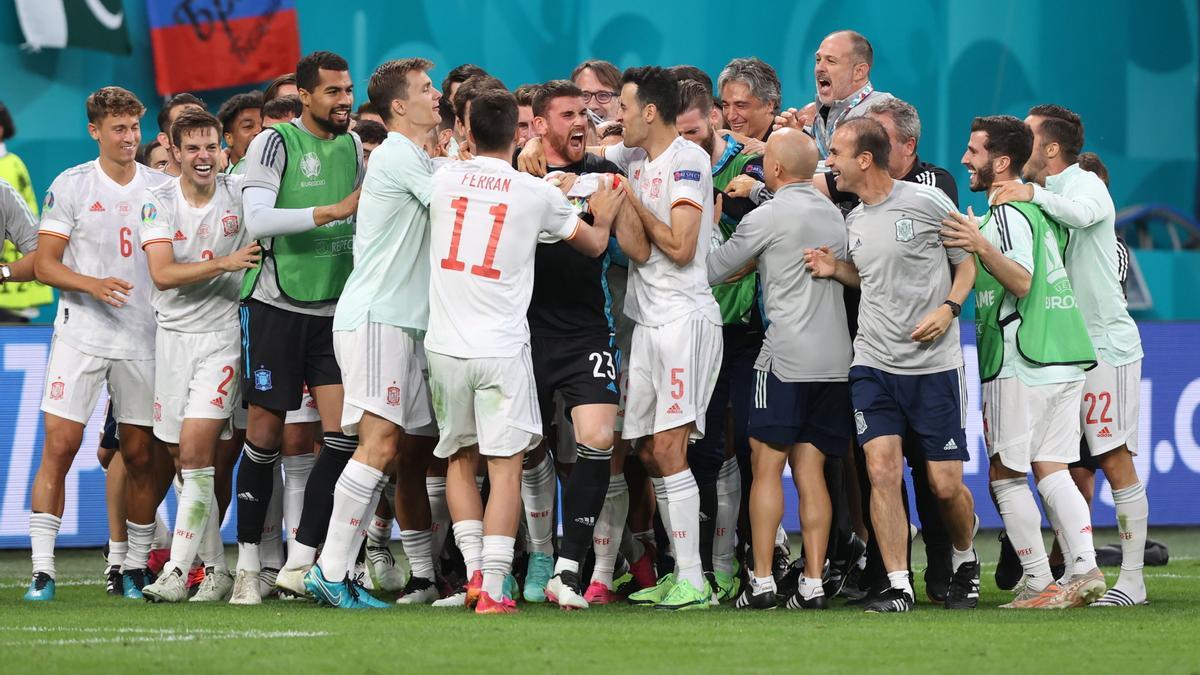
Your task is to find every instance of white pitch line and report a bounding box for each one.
[0,579,102,590]
[0,628,330,647]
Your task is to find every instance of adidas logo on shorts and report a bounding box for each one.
[237,492,258,502]
[666,403,682,415]
[943,439,958,451]
[210,396,224,408]
[1097,426,1112,438]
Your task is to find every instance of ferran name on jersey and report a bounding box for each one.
[254,368,273,391]
[894,218,915,242]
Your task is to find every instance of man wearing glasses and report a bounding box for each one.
[572,60,622,121]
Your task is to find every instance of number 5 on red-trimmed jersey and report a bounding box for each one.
[440,196,508,280]
[670,368,684,400]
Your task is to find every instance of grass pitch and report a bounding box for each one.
[1,528,1198,674]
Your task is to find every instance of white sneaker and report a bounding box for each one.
[258,567,279,599]
[353,561,372,590]
[367,546,407,592]
[275,565,310,598]
[394,576,440,605]
[545,572,589,610]
[229,570,262,605]
[190,568,233,602]
[431,590,467,607]
[142,569,187,603]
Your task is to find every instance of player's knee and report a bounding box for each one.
[926,468,962,501]
[575,426,614,454]
[865,454,902,490]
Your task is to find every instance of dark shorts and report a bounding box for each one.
[748,370,852,457]
[531,333,620,426]
[1070,436,1100,471]
[240,299,341,412]
[849,365,969,462]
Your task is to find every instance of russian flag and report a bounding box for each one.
[147,0,301,95]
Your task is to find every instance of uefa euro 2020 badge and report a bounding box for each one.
[254,368,273,391]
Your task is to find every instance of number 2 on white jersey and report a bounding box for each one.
[440,196,508,280]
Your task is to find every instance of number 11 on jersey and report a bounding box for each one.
[440,196,508,280]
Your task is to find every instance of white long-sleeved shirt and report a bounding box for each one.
[1032,164,1142,365]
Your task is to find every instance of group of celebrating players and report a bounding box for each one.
[5,28,1151,614]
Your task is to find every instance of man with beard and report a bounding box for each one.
[509,79,627,609]
[674,78,763,602]
[230,50,364,604]
[992,105,1151,607]
[942,115,1102,609]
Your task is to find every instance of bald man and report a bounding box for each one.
[707,129,853,610]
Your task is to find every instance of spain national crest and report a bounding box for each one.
[222,214,240,237]
[387,386,401,406]
[48,380,64,400]
[894,218,915,242]
[254,368,273,391]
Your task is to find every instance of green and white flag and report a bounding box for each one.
[14,0,132,54]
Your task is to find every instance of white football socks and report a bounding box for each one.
[426,476,451,560]
[1112,482,1148,591]
[281,453,315,562]
[316,459,382,580]
[1038,469,1096,572]
[591,474,629,589]
[992,477,1053,591]
[453,519,484,578]
[30,513,61,578]
[663,469,703,588]
[714,457,741,576]
[481,534,516,598]
[124,520,156,572]
[521,454,556,555]
[166,467,214,576]
[260,465,285,570]
[400,529,435,581]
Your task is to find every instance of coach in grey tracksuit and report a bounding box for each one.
[707,128,852,609]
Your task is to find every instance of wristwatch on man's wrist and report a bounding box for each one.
[943,299,961,317]
[0,263,11,284]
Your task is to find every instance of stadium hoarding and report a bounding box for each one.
[0,322,1198,547]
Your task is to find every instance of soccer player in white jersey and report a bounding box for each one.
[134,109,260,602]
[25,87,173,601]
[303,58,444,609]
[598,66,724,611]
[992,104,1151,606]
[425,89,621,614]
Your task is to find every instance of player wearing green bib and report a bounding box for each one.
[944,116,1103,610]
[230,51,365,605]
[992,104,1151,607]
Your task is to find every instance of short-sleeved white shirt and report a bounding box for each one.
[139,174,249,333]
[425,156,578,359]
[40,160,172,360]
[602,137,720,327]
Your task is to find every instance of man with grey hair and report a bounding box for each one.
[718,57,781,142]
[818,98,958,209]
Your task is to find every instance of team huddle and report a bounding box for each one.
[10,29,1151,614]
